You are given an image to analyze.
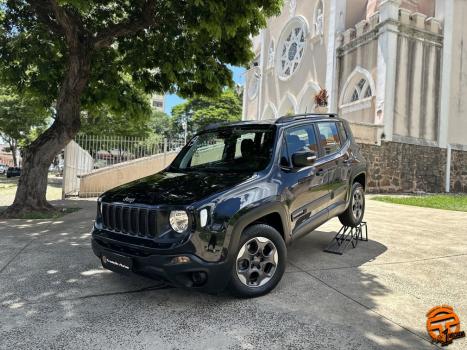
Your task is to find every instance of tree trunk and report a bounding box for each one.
[11,145,17,167]
[2,50,91,217]
[7,139,18,167]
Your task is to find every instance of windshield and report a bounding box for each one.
[171,126,276,173]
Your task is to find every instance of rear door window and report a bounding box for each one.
[316,122,341,156]
[337,122,348,144]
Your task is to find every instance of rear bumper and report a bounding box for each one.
[91,235,231,293]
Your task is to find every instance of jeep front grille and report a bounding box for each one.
[101,203,157,238]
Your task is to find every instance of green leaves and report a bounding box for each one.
[0,86,50,146]
[0,0,281,142]
[1,0,282,103]
[171,88,242,137]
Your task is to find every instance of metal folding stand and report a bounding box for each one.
[323,222,368,255]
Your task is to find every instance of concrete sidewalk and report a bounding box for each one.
[1,198,466,349]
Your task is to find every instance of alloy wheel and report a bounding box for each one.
[352,188,364,220]
[236,237,278,288]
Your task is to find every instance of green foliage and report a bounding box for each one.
[80,82,153,138]
[0,87,50,146]
[150,110,174,139]
[171,88,242,136]
[0,0,283,110]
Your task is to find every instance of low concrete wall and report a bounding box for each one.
[348,121,383,145]
[360,141,467,193]
[63,140,94,197]
[78,151,178,197]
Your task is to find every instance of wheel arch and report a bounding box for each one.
[223,201,290,262]
[353,172,366,190]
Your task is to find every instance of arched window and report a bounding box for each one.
[276,17,309,80]
[339,67,375,107]
[248,68,260,100]
[350,78,372,102]
[268,40,275,68]
[288,0,297,17]
[313,0,324,37]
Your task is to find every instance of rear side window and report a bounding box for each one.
[337,122,348,143]
[316,122,341,155]
[284,124,318,157]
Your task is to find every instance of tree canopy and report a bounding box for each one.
[0,87,50,166]
[0,0,281,107]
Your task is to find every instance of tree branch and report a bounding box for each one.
[28,0,85,49]
[93,0,157,49]
[27,1,63,35]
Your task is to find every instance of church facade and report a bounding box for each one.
[243,0,467,193]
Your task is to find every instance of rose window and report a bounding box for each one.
[277,21,307,80]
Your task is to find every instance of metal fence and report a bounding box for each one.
[63,135,185,197]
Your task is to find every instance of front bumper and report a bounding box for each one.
[91,234,231,293]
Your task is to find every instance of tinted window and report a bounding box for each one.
[337,122,348,143]
[234,132,256,159]
[280,139,290,167]
[171,127,275,173]
[317,122,341,155]
[284,124,318,162]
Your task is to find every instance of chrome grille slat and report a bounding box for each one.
[101,203,157,238]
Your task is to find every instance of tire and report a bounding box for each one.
[228,224,286,298]
[338,182,365,227]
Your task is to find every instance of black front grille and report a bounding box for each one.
[101,203,157,238]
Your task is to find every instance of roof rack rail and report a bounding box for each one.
[203,121,230,130]
[275,112,337,124]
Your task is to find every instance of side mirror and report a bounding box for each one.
[292,150,317,168]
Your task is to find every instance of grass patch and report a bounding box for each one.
[0,207,81,220]
[0,177,19,195]
[372,194,467,212]
[0,175,62,205]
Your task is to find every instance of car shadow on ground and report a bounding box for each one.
[0,202,436,349]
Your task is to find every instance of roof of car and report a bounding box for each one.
[203,113,341,131]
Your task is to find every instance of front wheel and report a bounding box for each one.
[228,224,286,298]
[338,182,365,227]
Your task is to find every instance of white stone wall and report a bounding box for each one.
[392,12,442,144]
[439,0,467,150]
[243,0,328,120]
[244,0,467,148]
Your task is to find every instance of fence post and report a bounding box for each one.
[163,138,168,166]
[62,142,69,200]
[445,144,452,193]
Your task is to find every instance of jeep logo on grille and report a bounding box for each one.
[123,196,136,203]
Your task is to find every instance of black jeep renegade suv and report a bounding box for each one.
[92,113,367,297]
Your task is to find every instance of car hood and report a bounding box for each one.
[101,170,254,206]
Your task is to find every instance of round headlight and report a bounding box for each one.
[169,210,189,233]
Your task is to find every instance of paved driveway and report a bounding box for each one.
[1,198,466,349]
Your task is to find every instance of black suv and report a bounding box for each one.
[92,114,367,297]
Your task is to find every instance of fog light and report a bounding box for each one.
[191,271,207,286]
[170,256,191,265]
